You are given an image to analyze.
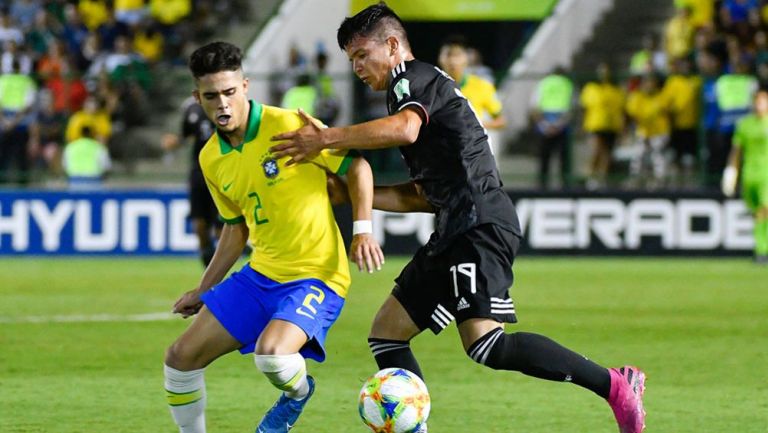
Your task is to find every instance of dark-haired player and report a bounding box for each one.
[163,41,384,433]
[270,4,646,432]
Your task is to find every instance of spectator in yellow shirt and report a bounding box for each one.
[149,0,190,26]
[626,74,671,188]
[675,0,715,29]
[665,7,695,62]
[148,0,190,62]
[438,37,506,130]
[662,57,702,183]
[134,21,164,63]
[65,96,112,145]
[580,62,625,188]
[114,0,146,26]
[78,0,109,30]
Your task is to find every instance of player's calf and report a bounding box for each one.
[164,364,207,433]
[466,328,611,398]
[368,338,424,380]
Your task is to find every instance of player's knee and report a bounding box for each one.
[254,344,280,356]
[368,296,418,341]
[165,342,188,370]
[254,335,288,356]
[165,341,202,371]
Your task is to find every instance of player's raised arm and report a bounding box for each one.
[270,108,423,165]
[326,174,434,213]
[172,221,248,318]
[372,182,434,213]
[345,156,385,273]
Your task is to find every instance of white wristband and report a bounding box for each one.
[353,220,373,235]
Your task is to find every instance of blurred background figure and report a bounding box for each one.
[580,62,624,189]
[626,73,670,189]
[529,66,574,189]
[313,50,340,126]
[438,36,506,154]
[0,58,37,185]
[161,97,221,267]
[664,6,695,66]
[662,57,701,186]
[65,95,111,145]
[281,72,317,116]
[629,34,667,78]
[62,125,111,188]
[31,89,67,176]
[712,57,757,187]
[698,46,724,188]
[723,88,768,264]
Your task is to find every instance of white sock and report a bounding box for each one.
[164,364,206,433]
[254,353,309,400]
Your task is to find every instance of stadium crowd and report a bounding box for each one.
[539,0,768,190]
[4,0,765,192]
[0,0,248,185]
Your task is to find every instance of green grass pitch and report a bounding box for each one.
[1,257,766,432]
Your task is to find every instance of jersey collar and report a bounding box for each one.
[217,100,263,154]
[390,60,408,80]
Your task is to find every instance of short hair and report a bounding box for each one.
[441,34,468,50]
[189,41,243,79]
[337,2,409,51]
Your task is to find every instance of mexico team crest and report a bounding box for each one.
[262,159,279,178]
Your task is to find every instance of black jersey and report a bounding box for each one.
[181,99,214,173]
[386,59,521,254]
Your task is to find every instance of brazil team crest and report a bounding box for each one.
[262,158,279,178]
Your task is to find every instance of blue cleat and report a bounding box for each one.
[256,376,315,433]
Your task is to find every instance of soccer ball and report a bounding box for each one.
[358,368,430,433]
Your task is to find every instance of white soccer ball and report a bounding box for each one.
[358,368,430,433]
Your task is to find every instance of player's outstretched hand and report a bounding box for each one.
[172,290,203,319]
[270,109,325,166]
[350,233,385,273]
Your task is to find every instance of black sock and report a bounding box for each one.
[467,329,610,399]
[368,338,424,380]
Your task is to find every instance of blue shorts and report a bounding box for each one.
[200,264,345,362]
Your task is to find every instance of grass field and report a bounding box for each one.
[1,257,766,433]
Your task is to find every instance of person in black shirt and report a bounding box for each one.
[270,4,646,432]
[162,96,222,266]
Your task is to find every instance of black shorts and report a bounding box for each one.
[594,131,618,148]
[670,129,697,162]
[393,224,520,335]
[189,170,220,223]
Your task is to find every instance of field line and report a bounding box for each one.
[0,312,175,324]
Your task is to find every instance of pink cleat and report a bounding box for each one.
[607,366,646,433]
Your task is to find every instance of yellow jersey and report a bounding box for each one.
[459,74,503,120]
[199,101,353,297]
[65,110,112,143]
[580,82,625,133]
[626,90,670,138]
[662,74,702,130]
